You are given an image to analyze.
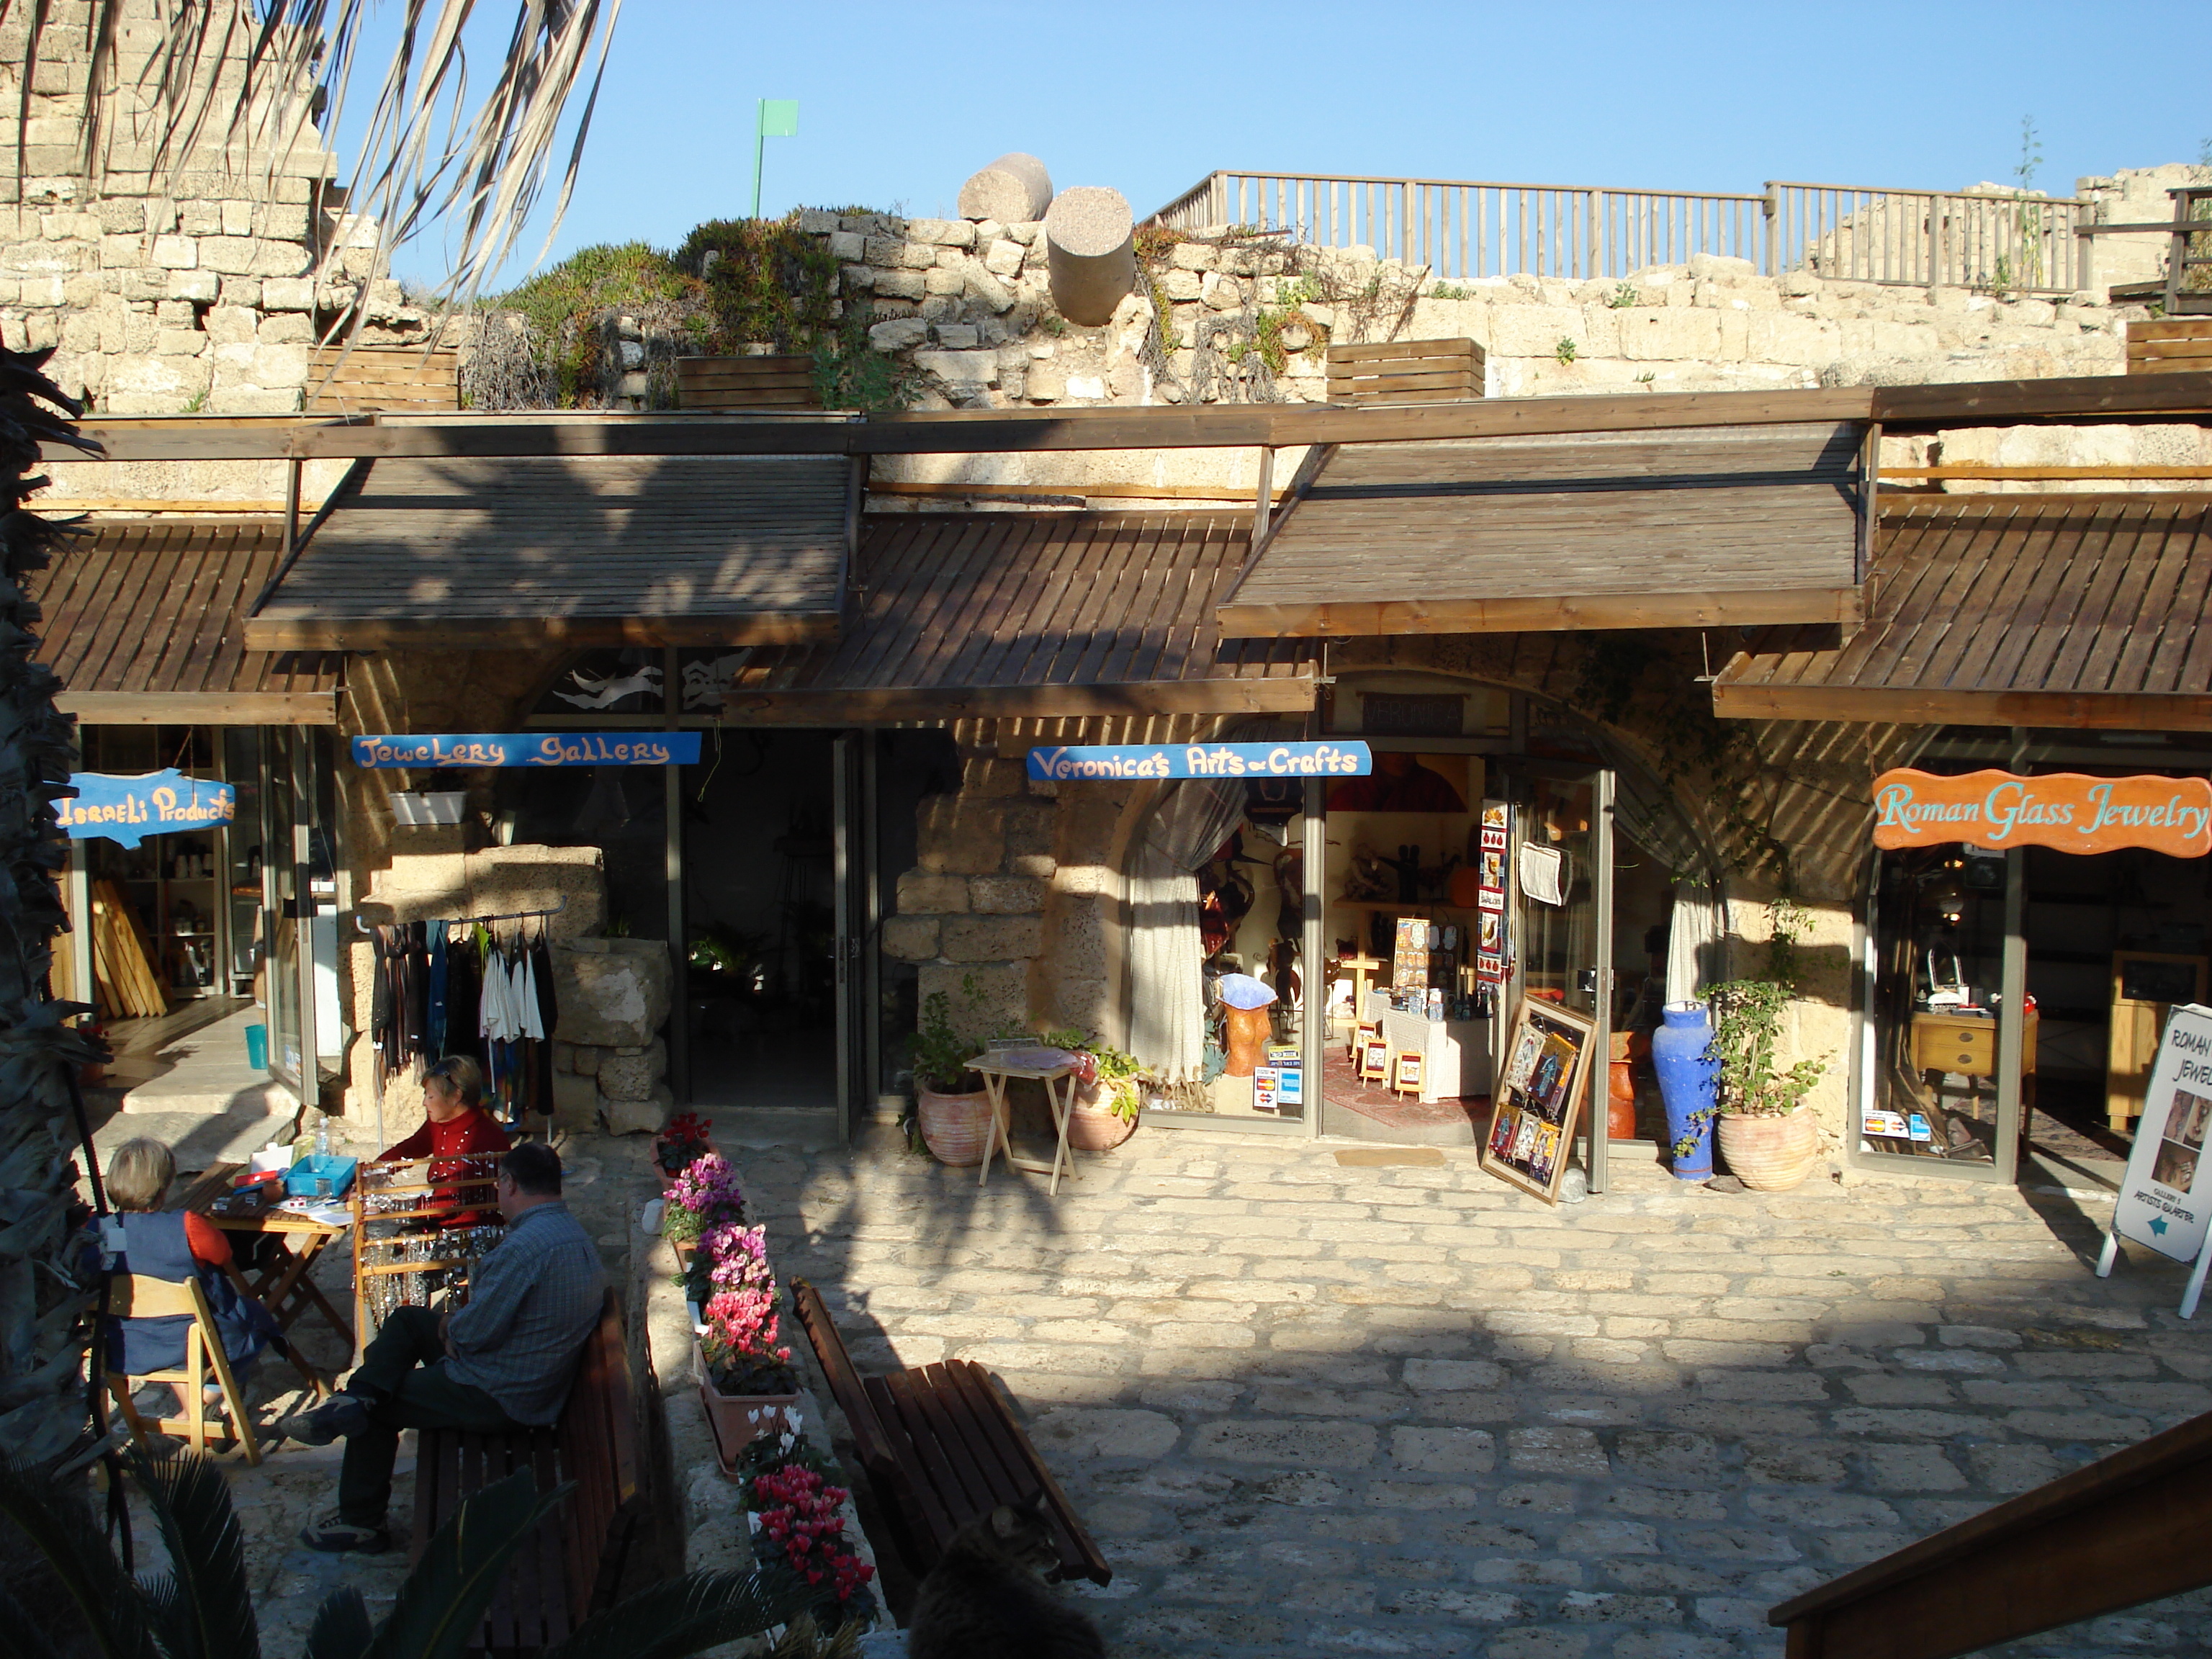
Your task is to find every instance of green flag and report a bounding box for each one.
[752,99,799,217]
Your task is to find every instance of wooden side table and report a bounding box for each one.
[972,1053,1082,1196]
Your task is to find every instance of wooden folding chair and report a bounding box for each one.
[104,1272,264,1465]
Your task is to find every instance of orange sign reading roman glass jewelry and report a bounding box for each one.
[1871,769,2212,858]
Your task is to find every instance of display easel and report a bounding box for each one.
[351,1152,504,1346]
[1480,999,1596,1205]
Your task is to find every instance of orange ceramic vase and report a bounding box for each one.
[1606,1060,1638,1140]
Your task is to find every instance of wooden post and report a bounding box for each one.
[1253,447,1274,549]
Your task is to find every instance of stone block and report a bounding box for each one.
[155,327,206,356]
[908,217,976,248]
[18,274,63,307]
[1191,1419,1377,1469]
[896,871,970,914]
[600,1081,673,1136]
[168,269,218,302]
[248,342,310,385]
[963,265,1015,313]
[922,266,965,297]
[882,915,941,961]
[871,269,925,301]
[865,235,935,270]
[197,235,258,274]
[204,305,256,345]
[919,960,1025,1040]
[826,230,864,261]
[913,349,997,389]
[1619,307,1724,360]
[917,796,1006,873]
[1488,305,1588,359]
[868,315,928,351]
[1025,363,1065,403]
[251,240,311,278]
[257,313,313,344]
[941,914,1044,961]
[969,873,1045,914]
[552,938,673,1048]
[150,233,194,268]
[95,199,145,233]
[260,276,314,311]
[551,1068,598,1126]
[1391,1426,1496,1473]
[598,1037,667,1100]
[933,323,979,349]
[984,238,1025,279]
[572,1043,602,1076]
[796,208,840,235]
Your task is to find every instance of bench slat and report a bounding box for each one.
[947,1362,1112,1587]
[790,1280,902,1475]
[889,1367,1002,1522]
[863,1372,964,1560]
[916,1360,1033,1510]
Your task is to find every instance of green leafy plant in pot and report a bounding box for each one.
[1706,971,1827,1191]
[912,975,992,1166]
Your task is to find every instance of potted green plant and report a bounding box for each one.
[912,976,992,1165]
[1707,977,1828,1190]
[1064,1037,1143,1151]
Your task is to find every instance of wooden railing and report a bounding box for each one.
[1148,171,2093,293]
[1768,1405,2212,1659]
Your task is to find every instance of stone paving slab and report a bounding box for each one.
[739,1130,2212,1659]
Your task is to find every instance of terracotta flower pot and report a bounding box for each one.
[1606,1060,1637,1141]
[1067,1079,1138,1152]
[917,1087,993,1166]
[1717,1107,1821,1191]
[693,1339,799,1463]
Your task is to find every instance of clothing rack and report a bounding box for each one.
[352,896,568,935]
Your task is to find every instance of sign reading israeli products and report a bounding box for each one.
[2108,1003,2212,1266]
[351,733,703,770]
[58,770,234,849]
[1025,740,1371,783]
[1872,768,2212,858]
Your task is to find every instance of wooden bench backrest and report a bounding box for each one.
[307,346,462,414]
[673,355,819,410]
[791,1278,902,1473]
[1326,337,1484,406]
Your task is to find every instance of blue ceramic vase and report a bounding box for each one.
[1653,1001,1718,1181]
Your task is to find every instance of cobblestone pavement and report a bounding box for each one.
[145,1131,662,1655]
[738,1129,2212,1659]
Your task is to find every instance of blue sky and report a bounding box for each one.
[354,0,2212,292]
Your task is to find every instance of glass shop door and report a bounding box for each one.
[1490,760,1618,1193]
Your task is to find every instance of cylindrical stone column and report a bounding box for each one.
[1043,186,1137,328]
[957,153,1053,225]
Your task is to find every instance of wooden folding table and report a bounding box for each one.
[972,1052,1082,1196]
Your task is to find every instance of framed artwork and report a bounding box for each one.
[1480,998,1597,1205]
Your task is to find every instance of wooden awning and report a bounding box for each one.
[719,511,1317,722]
[242,454,850,649]
[1712,495,2212,730]
[30,519,342,724]
[1216,421,1867,637]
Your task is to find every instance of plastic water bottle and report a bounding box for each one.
[314,1113,331,1161]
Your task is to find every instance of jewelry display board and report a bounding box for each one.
[1481,998,1596,1205]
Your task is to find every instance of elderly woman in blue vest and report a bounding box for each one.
[102,1138,281,1414]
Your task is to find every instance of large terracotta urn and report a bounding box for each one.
[1717,1107,1821,1190]
[1066,1078,1138,1151]
[917,1087,993,1165]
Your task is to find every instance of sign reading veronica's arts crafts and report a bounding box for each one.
[2098,1003,2212,1317]
[1871,768,2212,858]
[1025,741,1371,783]
[351,733,703,770]
[58,770,234,849]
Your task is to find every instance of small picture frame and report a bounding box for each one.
[1393,1051,1424,1097]
[1480,997,1597,1205]
[1351,1020,1380,1061]
[1360,1038,1391,1083]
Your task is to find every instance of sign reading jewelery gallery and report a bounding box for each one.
[351,733,704,769]
[1871,768,2212,858]
[58,770,235,849]
[1026,741,1372,783]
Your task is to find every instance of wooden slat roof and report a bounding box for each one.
[719,511,1317,721]
[28,518,342,724]
[1712,495,2212,729]
[1218,421,1866,637]
[242,454,850,649]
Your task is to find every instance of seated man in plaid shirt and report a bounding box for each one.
[280,1139,606,1552]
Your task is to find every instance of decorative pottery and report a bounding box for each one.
[1067,1078,1138,1151]
[1606,1060,1637,1141]
[917,1087,992,1165]
[1717,1107,1821,1191]
[1652,1001,1718,1181]
[693,1339,799,1462]
[1222,1006,1272,1076]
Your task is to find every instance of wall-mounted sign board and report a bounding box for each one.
[1872,768,2212,858]
[59,770,234,848]
[1026,740,1371,783]
[351,733,703,769]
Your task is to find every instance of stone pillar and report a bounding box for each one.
[958,153,1053,225]
[551,938,676,1133]
[1044,187,1138,328]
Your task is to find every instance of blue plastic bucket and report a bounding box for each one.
[244,1022,268,1070]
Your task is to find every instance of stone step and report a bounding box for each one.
[120,1076,295,1117]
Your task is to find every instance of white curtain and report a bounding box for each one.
[1666,879,1726,1004]
[1125,778,1247,1080]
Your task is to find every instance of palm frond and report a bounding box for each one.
[537,1570,818,1659]
[0,1451,158,1659]
[0,1574,72,1659]
[360,1470,572,1659]
[125,1447,261,1659]
[304,1587,375,1659]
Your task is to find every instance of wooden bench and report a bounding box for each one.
[791,1278,1109,1587]
[1326,337,1485,405]
[409,1288,641,1656]
[307,344,462,413]
[674,354,819,410]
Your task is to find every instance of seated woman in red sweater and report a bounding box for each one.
[377,1055,511,1226]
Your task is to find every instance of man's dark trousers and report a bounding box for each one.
[338,1305,526,1526]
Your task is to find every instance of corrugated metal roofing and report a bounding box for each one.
[1712,495,2212,729]
[243,454,850,649]
[720,511,1318,720]
[1218,422,1867,637]
[29,519,343,724]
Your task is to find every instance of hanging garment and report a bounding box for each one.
[441,924,485,1073]
[529,928,558,1117]
[426,925,449,1058]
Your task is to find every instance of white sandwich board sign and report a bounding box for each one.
[2097,1002,2212,1316]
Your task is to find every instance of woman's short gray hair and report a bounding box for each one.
[107,1138,177,1212]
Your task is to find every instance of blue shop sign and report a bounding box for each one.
[1026,740,1372,783]
[59,770,235,848]
[351,732,704,769]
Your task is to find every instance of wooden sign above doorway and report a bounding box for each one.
[1871,768,2212,858]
